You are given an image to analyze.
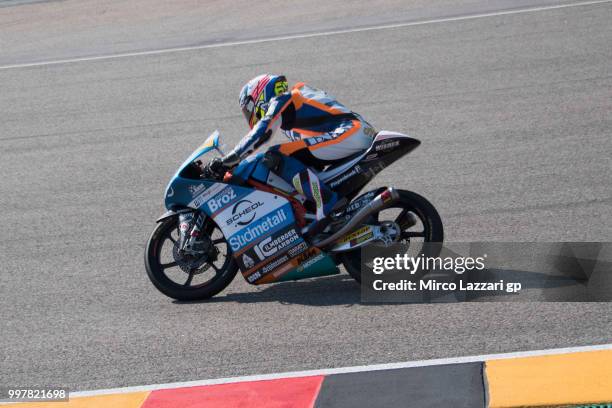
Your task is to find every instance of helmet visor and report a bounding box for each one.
[241,98,256,128]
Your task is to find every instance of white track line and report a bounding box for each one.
[1,0,610,71]
[68,343,612,397]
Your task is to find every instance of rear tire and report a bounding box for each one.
[340,190,444,283]
[145,216,238,301]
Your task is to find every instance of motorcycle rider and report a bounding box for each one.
[207,74,377,236]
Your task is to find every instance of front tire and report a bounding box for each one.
[145,216,238,301]
[340,190,444,283]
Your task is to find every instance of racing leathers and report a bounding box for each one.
[223,82,376,230]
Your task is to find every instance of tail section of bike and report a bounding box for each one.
[319,131,421,199]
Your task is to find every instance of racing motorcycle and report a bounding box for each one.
[145,130,443,300]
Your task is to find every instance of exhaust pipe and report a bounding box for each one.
[313,187,400,248]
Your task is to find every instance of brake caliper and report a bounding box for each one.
[175,212,215,272]
[178,212,214,256]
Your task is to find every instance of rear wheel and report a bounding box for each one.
[145,216,238,300]
[340,190,443,283]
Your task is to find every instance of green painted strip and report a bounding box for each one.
[571,404,612,408]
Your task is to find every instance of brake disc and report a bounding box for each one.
[172,240,212,274]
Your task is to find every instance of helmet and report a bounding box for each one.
[239,74,288,128]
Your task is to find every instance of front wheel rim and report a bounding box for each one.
[152,218,233,290]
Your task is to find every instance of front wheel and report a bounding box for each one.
[340,190,444,283]
[145,216,238,301]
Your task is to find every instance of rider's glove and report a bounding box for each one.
[203,157,228,178]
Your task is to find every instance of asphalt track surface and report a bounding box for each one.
[1,0,611,391]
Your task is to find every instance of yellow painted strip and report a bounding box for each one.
[7,391,149,408]
[487,349,612,407]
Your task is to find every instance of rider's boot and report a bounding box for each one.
[292,169,341,239]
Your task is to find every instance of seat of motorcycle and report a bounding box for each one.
[318,130,409,183]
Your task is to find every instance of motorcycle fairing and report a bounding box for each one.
[321,131,420,198]
[165,178,223,212]
[178,131,220,172]
[164,130,221,203]
[165,175,337,285]
[223,195,338,284]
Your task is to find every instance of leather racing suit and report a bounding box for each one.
[224,82,376,226]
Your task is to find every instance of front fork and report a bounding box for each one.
[178,211,207,255]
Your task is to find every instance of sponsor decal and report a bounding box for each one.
[329,165,362,188]
[189,183,225,209]
[238,229,302,274]
[247,271,262,283]
[166,186,174,198]
[305,135,331,146]
[298,253,325,272]
[345,192,375,213]
[271,261,296,278]
[310,179,323,212]
[285,129,302,141]
[254,228,300,261]
[375,140,400,152]
[226,199,263,227]
[338,226,372,244]
[296,248,318,264]
[215,191,288,238]
[288,241,308,257]
[188,184,206,197]
[248,257,294,282]
[381,189,393,204]
[191,194,207,209]
[179,222,190,232]
[207,186,237,213]
[304,125,351,146]
[363,153,379,162]
[330,126,350,138]
[242,253,255,269]
[350,231,373,246]
[228,206,289,251]
[261,254,289,274]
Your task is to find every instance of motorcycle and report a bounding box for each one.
[145,130,443,300]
